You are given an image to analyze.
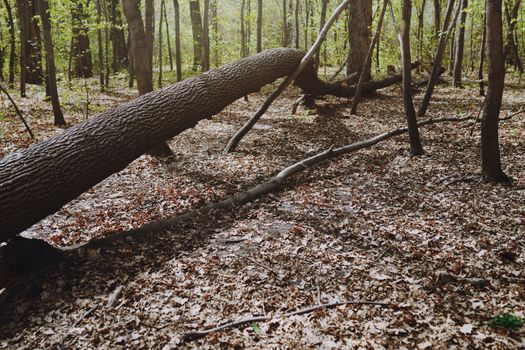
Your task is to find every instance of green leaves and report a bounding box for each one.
[490,313,524,330]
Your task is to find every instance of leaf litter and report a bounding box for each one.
[0,79,524,349]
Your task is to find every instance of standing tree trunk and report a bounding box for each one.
[347,0,372,80]
[452,0,468,87]
[103,0,110,87]
[71,0,93,78]
[256,0,262,52]
[110,0,128,71]
[202,0,210,71]
[96,0,105,91]
[122,0,153,94]
[3,0,15,87]
[294,0,300,49]
[36,0,66,126]
[350,0,388,115]
[416,0,427,67]
[433,0,441,38]
[16,0,27,96]
[158,0,164,87]
[162,0,173,71]
[17,0,44,85]
[241,0,247,57]
[478,13,486,96]
[189,0,204,71]
[173,0,182,81]
[315,0,329,71]
[481,0,508,182]
[503,0,522,72]
[398,0,424,155]
[418,0,459,116]
[144,0,154,72]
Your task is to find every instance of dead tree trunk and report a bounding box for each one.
[0,48,311,242]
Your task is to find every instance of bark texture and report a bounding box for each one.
[347,0,372,81]
[71,0,93,78]
[0,49,308,242]
[17,0,43,85]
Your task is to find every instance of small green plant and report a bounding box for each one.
[490,313,524,330]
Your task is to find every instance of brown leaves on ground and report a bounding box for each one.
[0,78,524,349]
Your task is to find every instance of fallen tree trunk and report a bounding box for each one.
[0,48,310,242]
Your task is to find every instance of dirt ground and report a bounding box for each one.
[0,76,524,349]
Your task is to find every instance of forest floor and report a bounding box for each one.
[0,74,524,349]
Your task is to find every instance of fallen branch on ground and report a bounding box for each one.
[0,83,34,139]
[184,300,393,341]
[72,114,475,251]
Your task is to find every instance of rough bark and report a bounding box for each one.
[0,48,309,242]
[481,0,508,182]
[347,0,372,81]
[399,0,424,155]
[452,0,468,87]
[36,0,66,126]
[189,0,204,71]
[71,0,93,78]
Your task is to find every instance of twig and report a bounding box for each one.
[72,304,99,328]
[107,286,124,307]
[0,83,34,138]
[184,300,393,341]
[236,254,278,275]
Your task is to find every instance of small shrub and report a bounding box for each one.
[490,313,524,330]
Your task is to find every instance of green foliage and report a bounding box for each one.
[251,322,262,334]
[490,313,524,330]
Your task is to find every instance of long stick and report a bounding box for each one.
[0,83,34,139]
[350,0,389,115]
[224,0,351,153]
[73,114,474,251]
[184,300,392,340]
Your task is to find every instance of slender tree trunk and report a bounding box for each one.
[3,0,15,87]
[294,0,300,49]
[452,0,468,87]
[36,0,66,126]
[211,0,219,66]
[173,0,182,81]
[478,13,486,96]
[418,0,459,116]
[351,0,388,115]
[347,0,372,80]
[162,0,173,71]
[71,0,93,78]
[189,0,204,71]
[316,0,329,71]
[433,0,441,38]
[256,0,263,52]
[416,0,427,68]
[158,0,164,88]
[399,0,424,155]
[16,0,27,96]
[241,0,247,57]
[103,0,110,87]
[481,0,508,182]
[282,0,288,47]
[96,0,105,91]
[128,30,135,88]
[202,0,210,71]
